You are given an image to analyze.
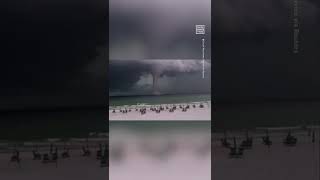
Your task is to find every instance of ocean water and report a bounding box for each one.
[109,94,211,107]
[0,109,107,141]
[214,101,320,130]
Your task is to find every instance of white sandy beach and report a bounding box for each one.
[109,102,211,120]
[1,152,107,180]
[109,130,211,180]
[213,129,320,180]
[0,151,107,180]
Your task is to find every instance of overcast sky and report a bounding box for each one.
[109,0,211,96]
[109,0,211,60]
[0,0,107,110]
[212,0,320,101]
[1,0,319,110]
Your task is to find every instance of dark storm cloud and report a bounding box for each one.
[212,0,320,101]
[109,60,211,96]
[109,60,150,92]
[109,0,212,96]
[109,0,211,60]
[0,0,107,109]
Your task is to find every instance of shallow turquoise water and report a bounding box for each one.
[109,94,211,106]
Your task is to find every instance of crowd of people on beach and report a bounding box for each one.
[7,143,108,168]
[111,103,206,115]
[218,129,317,159]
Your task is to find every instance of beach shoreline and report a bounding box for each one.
[109,101,211,120]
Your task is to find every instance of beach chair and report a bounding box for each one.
[262,130,272,146]
[52,151,58,161]
[32,150,41,160]
[51,148,59,167]
[42,147,58,166]
[283,132,297,146]
[240,138,253,149]
[42,154,50,163]
[229,137,244,158]
[9,150,21,168]
[229,147,244,158]
[61,148,70,159]
[100,144,108,167]
[10,150,21,163]
[312,131,315,143]
[82,146,91,157]
[220,138,231,148]
[262,136,272,146]
[240,131,253,149]
[283,137,297,146]
[100,155,107,167]
[96,144,102,160]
